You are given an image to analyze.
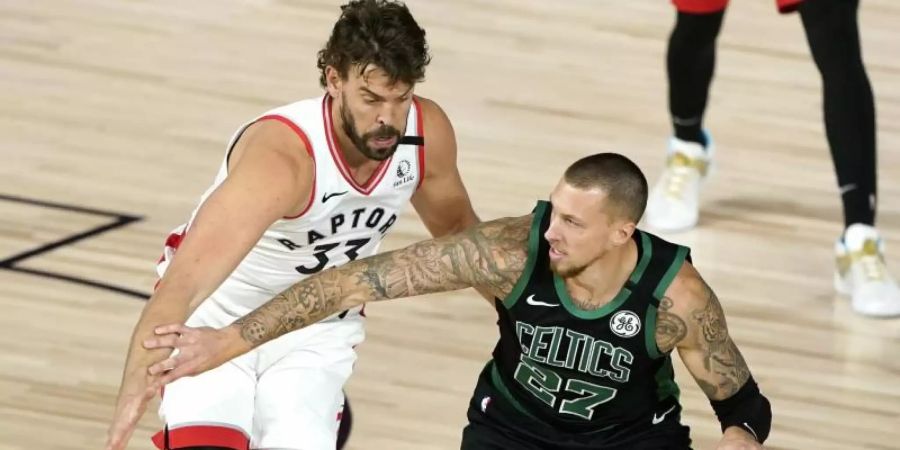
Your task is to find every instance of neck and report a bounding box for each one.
[563,237,637,307]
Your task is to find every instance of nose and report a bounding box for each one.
[544,219,560,243]
[375,103,402,129]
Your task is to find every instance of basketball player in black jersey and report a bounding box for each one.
[141,153,772,449]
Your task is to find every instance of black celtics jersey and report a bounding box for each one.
[487,200,691,433]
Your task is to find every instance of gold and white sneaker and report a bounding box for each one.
[835,224,900,317]
[644,134,713,232]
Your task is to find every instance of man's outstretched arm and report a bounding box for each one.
[236,213,530,346]
[144,213,533,382]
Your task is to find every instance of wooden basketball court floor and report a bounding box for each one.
[1,0,899,448]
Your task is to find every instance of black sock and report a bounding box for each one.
[800,0,877,227]
[667,9,725,148]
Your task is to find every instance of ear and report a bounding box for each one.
[611,221,636,248]
[325,66,343,99]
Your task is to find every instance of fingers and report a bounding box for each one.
[142,333,181,350]
[149,352,201,384]
[143,326,199,350]
[148,355,180,376]
[142,323,189,350]
[159,363,195,386]
[154,323,188,335]
[144,325,207,349]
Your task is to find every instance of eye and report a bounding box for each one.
[363,97,378,104]
[566,217,585,228]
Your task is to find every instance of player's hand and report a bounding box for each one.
[105,372,160,450]
[716,426,765,449]
[142,324,240,385]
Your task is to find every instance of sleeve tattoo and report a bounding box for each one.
[689,281,751,400]
[235,214,532,347]
[655,296,687,354]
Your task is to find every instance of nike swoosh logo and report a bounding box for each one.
[526,294,558,307]
[652,404,677,425]
[322,191,349,203]
[839,183,857,195]
[742,422,759,441]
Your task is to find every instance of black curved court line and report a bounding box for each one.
[0,193,151,299]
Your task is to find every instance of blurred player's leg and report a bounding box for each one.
[802,0,900,316]
[646,4,725,231]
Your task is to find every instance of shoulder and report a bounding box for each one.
[443,213,534,265]
[228,117,314,174]
[414,95,456,148]
[414,95,451,127]
[409,96,460,181]
[450,213,533,297]
[662,261,716,320]
[655,261,719,352]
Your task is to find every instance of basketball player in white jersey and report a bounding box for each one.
[106,1,480,449]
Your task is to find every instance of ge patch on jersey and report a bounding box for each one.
[609,310,641,338]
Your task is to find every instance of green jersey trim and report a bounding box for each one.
[501,201,549,309]
[645,304,662,359]
[489,361,538,419]
[555,231,652,320]
[652,246,689,299]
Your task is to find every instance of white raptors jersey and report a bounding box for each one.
[158,95,424,319]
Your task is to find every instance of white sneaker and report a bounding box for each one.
[644,134,713,232]
[834,224,900,317]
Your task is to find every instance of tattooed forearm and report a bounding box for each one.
[690,281,750,400]
[234,214,532,347]
[655,296,687,353]
[235,275,341,346]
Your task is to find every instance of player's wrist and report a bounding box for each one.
[722,425,759,442]
[223,323,254,356]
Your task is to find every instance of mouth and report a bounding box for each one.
[549,247,565,261]
[370,135,398,149]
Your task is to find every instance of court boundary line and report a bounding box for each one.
[0,193,150,299]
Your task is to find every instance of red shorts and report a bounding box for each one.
[671,0,803,14]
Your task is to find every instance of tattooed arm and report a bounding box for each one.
[142,214,532,381]
[658,262,749,398]
[236,213,531,346]
[658,262,763,447]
